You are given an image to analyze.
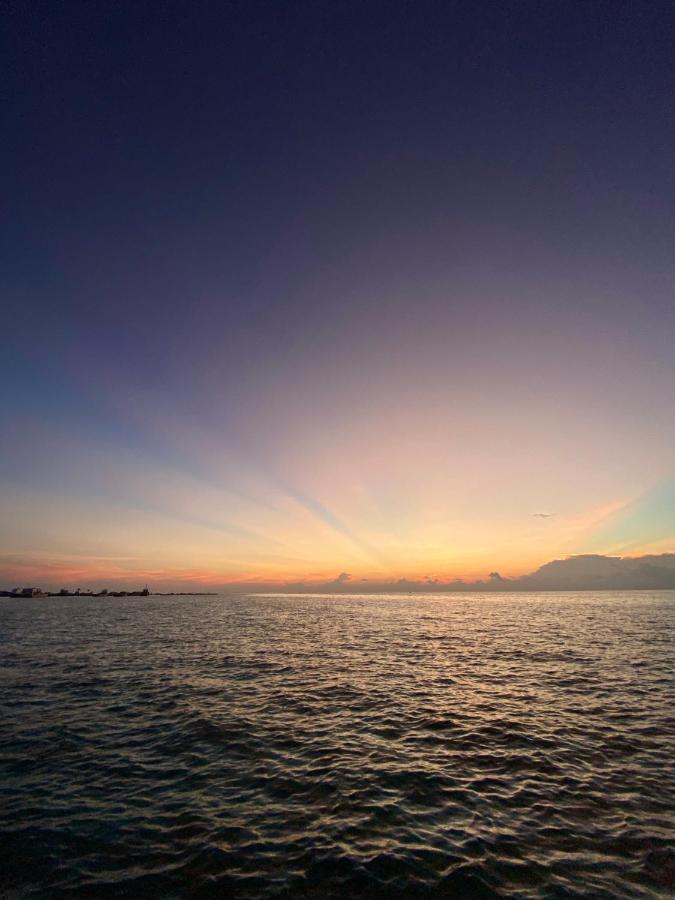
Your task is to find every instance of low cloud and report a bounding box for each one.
[248,553,675,594]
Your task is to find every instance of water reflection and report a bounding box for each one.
[0,592,673,897]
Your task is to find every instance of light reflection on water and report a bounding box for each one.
[0,591,673,897]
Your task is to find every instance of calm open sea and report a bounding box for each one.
[1,592,673,898]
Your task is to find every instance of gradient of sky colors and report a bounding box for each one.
[2,1,674,589]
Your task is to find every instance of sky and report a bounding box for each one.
[2,1,674,590]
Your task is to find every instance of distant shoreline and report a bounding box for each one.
[0,590,219,599]
[2,554,675,598]
[3,588,675,600]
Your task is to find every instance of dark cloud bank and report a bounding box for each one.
[276,555,675,594]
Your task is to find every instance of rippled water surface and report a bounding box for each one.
[1,592,674,898]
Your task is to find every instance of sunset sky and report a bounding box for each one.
[2,2,674,589]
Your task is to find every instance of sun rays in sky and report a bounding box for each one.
[2,3,674,589]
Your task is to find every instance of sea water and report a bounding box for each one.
[1,592,673,897]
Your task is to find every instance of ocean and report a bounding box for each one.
[1,591,673,898]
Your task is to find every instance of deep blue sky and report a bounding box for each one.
[2,1,674,586]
